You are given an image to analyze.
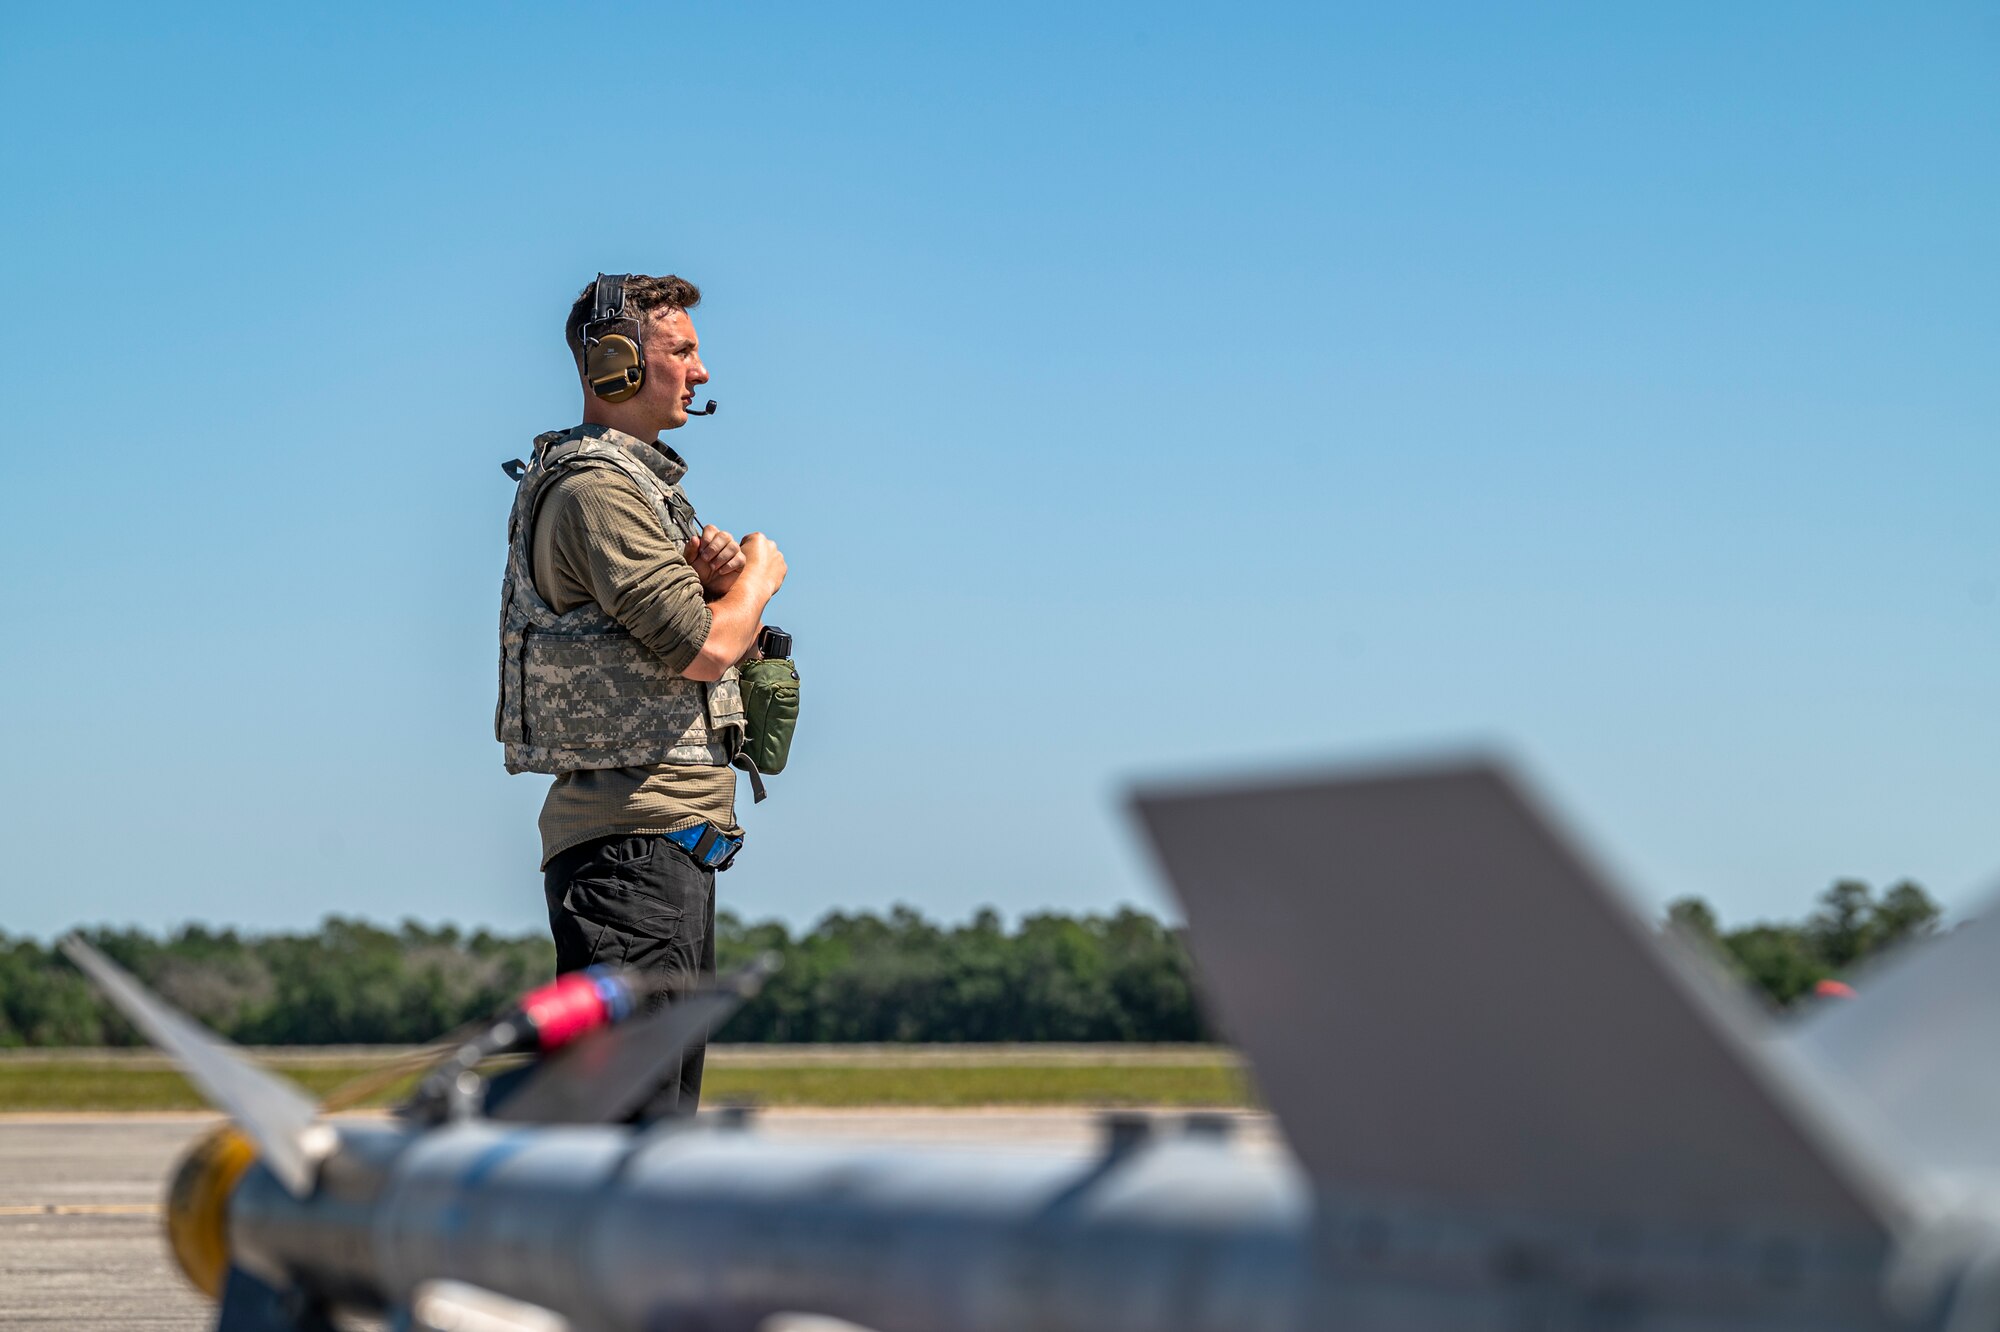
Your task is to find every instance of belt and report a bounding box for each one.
[664,822,743,871]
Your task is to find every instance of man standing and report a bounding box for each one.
[496,273,786,1113]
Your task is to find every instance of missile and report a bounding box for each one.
[64,760,2000,1331]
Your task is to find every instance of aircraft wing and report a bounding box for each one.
[1790,904,2000,1203]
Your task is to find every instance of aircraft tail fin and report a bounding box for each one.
[1133,759,1901,1236]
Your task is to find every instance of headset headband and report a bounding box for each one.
[590,273,630,328]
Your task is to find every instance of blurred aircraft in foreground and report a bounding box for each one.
[65,759,2000,1331]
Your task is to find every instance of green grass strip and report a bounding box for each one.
[0,1058,1252,1113]
[702,1063,1251,1108]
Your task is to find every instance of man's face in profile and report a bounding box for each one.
[641,307,708,430]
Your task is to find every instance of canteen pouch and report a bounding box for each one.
[739,655,800,776]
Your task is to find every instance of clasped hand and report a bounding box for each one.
[686,524,746,595]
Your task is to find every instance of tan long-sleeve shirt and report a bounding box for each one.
[530,453,740,866]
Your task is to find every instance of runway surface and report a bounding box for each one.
[0,1108,1280,1329]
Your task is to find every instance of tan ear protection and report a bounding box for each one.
[583,273,646,402]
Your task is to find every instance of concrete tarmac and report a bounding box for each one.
[0,1109,1279,1329]
[0,1117,211,1329]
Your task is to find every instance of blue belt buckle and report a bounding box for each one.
[669,822,741,871]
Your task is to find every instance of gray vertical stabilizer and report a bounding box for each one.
[1133,759,1900,1236]
[1791,903,2000,1202]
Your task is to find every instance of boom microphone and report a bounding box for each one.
[686,399,718,416]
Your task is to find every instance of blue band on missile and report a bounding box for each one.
[583,966,636,1023]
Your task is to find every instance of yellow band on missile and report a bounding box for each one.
[165,1125,257,1299]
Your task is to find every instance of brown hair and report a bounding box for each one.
[564,274,702,366]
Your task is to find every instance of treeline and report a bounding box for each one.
[0,883,1943,1047]
[0,919,555,1049]
[1666,879,1942,1004]
[0,908,1206,1048]
[719,907,1205,1043]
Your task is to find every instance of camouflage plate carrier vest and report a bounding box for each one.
[496,426,745,776]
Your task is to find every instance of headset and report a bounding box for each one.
[581,273,718,414]
[581,273,647,403]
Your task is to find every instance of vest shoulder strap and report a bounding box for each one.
[537,437,598,470]
[521,445,682,565]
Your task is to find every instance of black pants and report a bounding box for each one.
[543,832,716,1115]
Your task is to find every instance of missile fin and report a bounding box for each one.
[489,954,778,1124]
[408,1280,570,1332]
[61,936,329,1196]
[1133,758,1903,1235]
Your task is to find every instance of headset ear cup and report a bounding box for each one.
[586,333,645,402]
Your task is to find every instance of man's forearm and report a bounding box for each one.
[683,576,777,681]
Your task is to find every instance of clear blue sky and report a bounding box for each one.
[1,2,1994,941]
